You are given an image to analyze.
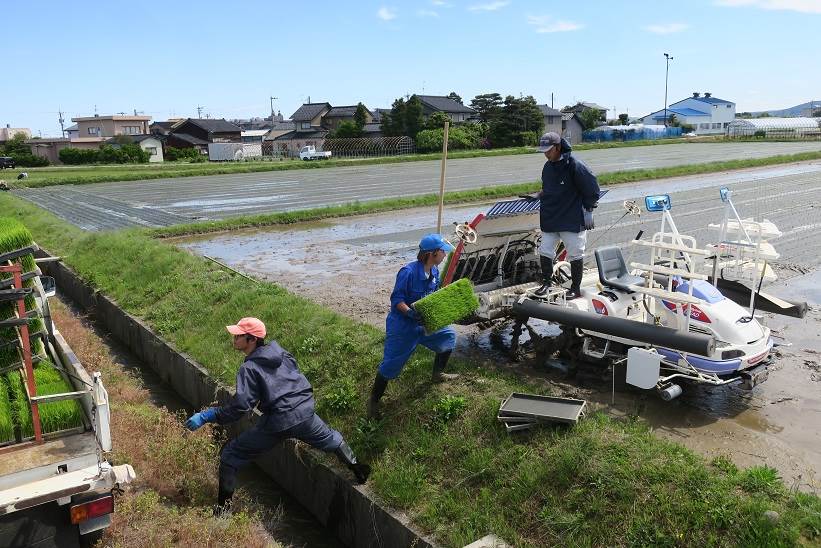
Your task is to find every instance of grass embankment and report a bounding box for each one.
[5,136,741,190]
[152,149,821,238]
[49,300,277,547]
[2,193,819,546]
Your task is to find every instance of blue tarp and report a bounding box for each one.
[582,126,682,142]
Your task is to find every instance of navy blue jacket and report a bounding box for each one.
[539,153,600,233]
[214,341,315,432]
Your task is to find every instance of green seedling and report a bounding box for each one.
[413,278,479,333]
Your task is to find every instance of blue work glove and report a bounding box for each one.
[405,307,423,324]
[583,209,595,230]
[185,407,217,431]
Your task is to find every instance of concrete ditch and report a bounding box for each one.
[38,252,434,548]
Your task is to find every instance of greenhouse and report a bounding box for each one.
[726,117,821,138]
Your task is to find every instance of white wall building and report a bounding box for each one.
[641,92,736,135]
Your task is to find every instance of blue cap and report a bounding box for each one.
[419,233,455,253]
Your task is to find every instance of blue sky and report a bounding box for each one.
[3,0,819,136]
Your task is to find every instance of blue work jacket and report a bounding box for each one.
[214,341,315,432]
[387,260,439,331]
[539,153,601,233]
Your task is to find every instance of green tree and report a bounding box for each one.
[447,91,463,104]
[488,95,544,148]
[470,93,503,123]
[813,108,821,117]
[578,109,602,131]
[425,112,452,129]
[353,103,368,130]
[404,95,425,139]
[0,133,31,156]
[329,120,363,139]
[381,98,406,137]
[618,113,629,125]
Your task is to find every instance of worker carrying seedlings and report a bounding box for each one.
[367,234,458,420]
[185,317,370,512]
[528,132,600,299]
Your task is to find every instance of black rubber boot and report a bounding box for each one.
[367,373,389,420]
[566,259,584,300]
[215,477,234,516]
[432,350,457,382]
[335,440,371,484]
[534,256,554,297]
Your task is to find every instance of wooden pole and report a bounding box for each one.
[436,121,450,233]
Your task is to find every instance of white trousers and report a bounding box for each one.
[539,230,587,261]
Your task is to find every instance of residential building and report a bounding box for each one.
[640,92,736,134]
[322,105,373,130]
[291,102,332,133]
[563,102,608,121]
[416,95,476,122]
[166,118,242,154]
[64,124,79,139]
[561,113,584,145]
[104,134,165,162]
[72,114,152,140]
[0,126,32,143]
[538,105,562,134]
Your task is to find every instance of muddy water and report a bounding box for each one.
[175,187,821,492]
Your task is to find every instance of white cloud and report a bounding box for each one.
[643,23,689,34]
[377,6,397,20]
[526,15,583,33]
[715,0,821,13]
[468,1,510,12]
[418,9,439,17]
[431,0,450,5]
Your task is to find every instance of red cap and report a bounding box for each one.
[226,317,266,338]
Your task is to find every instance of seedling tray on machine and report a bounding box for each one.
[498,393,587,425]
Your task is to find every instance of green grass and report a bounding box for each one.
[414,278,479,332]
[2,192,820,546]
[0,374,14,443]
[151,149,821,238]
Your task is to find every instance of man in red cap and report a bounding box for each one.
[185,317,370,512]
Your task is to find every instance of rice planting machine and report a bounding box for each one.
[442,188,804,400]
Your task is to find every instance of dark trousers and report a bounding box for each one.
[219,413,343,493]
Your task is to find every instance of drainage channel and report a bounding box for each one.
[58,298,343,548]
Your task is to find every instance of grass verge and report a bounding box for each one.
[150,149,821,238]
[49,300,279,547]
[5,136,762,189]
[3,192,820,546]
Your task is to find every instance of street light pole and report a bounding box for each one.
[663,53,673,127]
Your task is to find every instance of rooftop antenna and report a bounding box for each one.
[197,105,204,118]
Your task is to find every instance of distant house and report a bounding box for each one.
[104,134,164,162]
[149,120,182,136]
[0,126,31,143]
[64,124,79,139]
[323,105,373,130]
[563,102,608,121]
[640,92,736,134]
[291,102,332,133]
[262,121,296,141]
[561,113,584,145]
[538,105,562,134]
[166,118,242,154]
[416,95,476,122]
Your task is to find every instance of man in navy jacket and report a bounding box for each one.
[185,317,370,511]
[533,132,600,299]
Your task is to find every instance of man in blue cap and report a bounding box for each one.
[532,131,600,299]
[367,233,458,420]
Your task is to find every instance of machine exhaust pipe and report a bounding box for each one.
[512,299,715,356]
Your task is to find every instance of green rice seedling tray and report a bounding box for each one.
[413,278,480,333]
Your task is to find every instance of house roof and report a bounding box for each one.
[273,129,329,141]
[416,95,476,114]
[325,105,371,117]
[150,121,176,130]
[241,129,270,137]
[105,134,161,144]
[65,124,78,132]
[168,132,209,145]
[562,113,580,122]
[649,107,710,119]
[580,102,606,111]
[672,95,733,107]
[538,105,562,116]
[184,118,242,133]
[290,103,332,121]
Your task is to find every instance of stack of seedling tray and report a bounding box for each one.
[0,217,84,445]
[497,392,587,434]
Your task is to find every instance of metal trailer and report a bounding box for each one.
[0,255,134,548]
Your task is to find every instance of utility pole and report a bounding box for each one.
[57,109,65,138]
[197,105,204,118]
[269,96,278,120]
[551,92,554,109]
[663,53,673,127]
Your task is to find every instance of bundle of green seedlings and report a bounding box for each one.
[413,278,480,333]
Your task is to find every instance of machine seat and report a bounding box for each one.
[595,246,645,292]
